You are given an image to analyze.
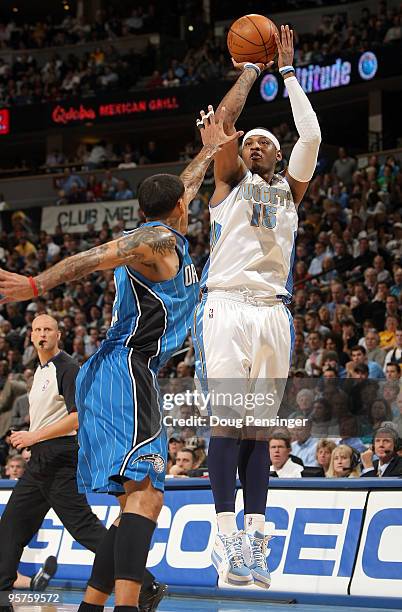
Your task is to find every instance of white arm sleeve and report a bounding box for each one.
[285,76,321,183]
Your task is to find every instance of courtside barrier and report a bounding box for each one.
[0,478,401,603]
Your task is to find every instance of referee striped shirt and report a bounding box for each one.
[29,351,79,436]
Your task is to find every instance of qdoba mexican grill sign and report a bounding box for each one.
[50,96,180,126]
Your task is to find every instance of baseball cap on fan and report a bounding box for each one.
[169,431,183,443]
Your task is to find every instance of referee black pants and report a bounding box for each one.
[0,437,106,591]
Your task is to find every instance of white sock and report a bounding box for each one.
[244,513,265,535]
[217,512,237,535]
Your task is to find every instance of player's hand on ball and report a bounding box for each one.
[196,105,244,154]
[231,58,273,72]
[0,269,35,304]
[274,24,294,69]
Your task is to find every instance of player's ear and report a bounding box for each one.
[276,150,282,161]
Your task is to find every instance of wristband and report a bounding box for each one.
[28,276,39,297]
[244,63,261,77]
[279,65,295,76]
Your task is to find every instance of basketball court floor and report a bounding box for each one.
[9,590,396,612]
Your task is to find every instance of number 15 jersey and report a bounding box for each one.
[201,171,298,302]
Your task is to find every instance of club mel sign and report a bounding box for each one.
[260,51,379,102]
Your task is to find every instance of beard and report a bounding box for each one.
[248,158,275,178]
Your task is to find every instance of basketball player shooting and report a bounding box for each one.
[193,25,321,588]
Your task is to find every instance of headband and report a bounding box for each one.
[242,128,280,151]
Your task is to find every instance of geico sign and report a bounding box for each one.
[1,489,401,582]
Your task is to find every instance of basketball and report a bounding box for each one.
[227,14,279,64]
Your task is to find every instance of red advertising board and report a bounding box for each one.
[0,109,10,135]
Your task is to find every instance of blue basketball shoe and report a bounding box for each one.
[211,531,253,586]
[245,531,271,589]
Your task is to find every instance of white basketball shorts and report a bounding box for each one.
[192,290,295,421]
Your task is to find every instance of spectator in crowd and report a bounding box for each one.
[393,393,402,437]
[168,448,196,477]
[4,454,26,480]
[346,346,385,379]
[327,281,345,319]
[326,444,361,478]
[118,153,137,169]
[291,420,319,467]
[9,372,33,431]
[114,179,134,201]
[385,362,401,382]
[331,148,356,188]
[305,309,330,336]
[289,388,314,419]
[167,433,184,469]
[290,333,307,371]
[351,362,369,379]
[87,141,107,169]
[382,381,400,418]
[360,425,402,476]
[310,398,339,437]
[383,328,402,370]
[185,436,207,471]
[321,351,346,378]
[305,331,325,376]
[45,149,65,169]
[379,315,400,351]
[368,398,393,431]
[315,438,336,474]
[269,430,304,478]
[308,242,327,276]
[338,414,367,452]
[390,268,402,297]
[373,255,392,284]
[364,329,386,367]
[0,369,31,438]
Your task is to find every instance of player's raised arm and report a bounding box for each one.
[275,25,321,205]
[211,59,271,202]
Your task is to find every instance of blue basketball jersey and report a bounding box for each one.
[106,221,199,370]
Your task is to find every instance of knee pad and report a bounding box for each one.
[114,513,156,583]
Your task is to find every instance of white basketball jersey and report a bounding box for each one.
[201,171,298,301]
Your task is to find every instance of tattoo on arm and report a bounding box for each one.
[115,227,176,257]
[35,227,176,294]
[180,145,216,205]
[35,244,109,295]
[216,70,257,127]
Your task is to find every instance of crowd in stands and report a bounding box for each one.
[45,122,297,204]
[1,140,401,479]
[0,2,401,108]
[0,4,171,50]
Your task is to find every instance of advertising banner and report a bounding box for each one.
[40,200,139,233]
[231,488,367,595]
[350,490,402,598]
[1,482,401,597]
[5,45,402,135]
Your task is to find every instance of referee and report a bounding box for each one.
[0,315,165,612]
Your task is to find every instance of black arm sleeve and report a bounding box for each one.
[55,352,80,413]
